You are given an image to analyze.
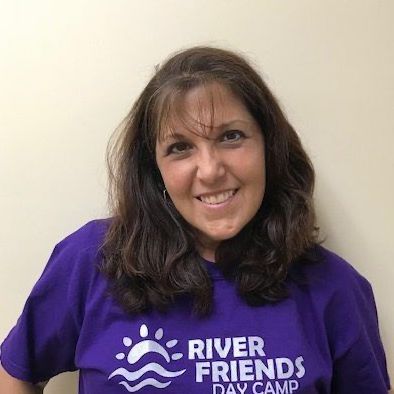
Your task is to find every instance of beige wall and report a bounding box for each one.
[0,1,392,392]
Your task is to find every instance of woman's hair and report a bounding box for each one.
[100,46,320,315]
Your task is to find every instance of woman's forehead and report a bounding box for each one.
[156,82,253,142]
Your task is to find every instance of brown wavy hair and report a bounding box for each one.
[100,46,320,315]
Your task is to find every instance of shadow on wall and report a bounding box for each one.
[45,372,78,393]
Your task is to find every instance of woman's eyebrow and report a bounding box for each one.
[218,119,251,129]
[160,132,189,143]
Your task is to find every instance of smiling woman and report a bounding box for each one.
[102,46,319,316]
[0,46,390,393]
[155,83,266,261]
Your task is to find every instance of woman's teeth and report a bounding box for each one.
[198,189,237,205]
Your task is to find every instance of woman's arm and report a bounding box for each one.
[0,364,45,394]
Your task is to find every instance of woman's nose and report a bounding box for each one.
[196,148,226,184]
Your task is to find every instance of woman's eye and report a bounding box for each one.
[167,142,191,155]
[222,130,244,143]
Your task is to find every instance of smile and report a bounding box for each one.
[197,189,238,205]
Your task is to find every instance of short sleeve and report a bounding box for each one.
[326,262,391,393]
[0,220,105,384]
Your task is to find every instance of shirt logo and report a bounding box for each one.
[109,324,306,393]
[108,324,186,391]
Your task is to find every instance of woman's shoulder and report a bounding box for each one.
[37,218,112,284]
[55,218,111,253]
[289,244,374,301]
[289,245,380,355]
[0,219,113,383]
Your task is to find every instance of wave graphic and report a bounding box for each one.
[108,364,186,381]
[118,378,171,392]
[127,340,170,364]
[111,325,185,391]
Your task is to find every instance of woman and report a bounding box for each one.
[0,46,390,393]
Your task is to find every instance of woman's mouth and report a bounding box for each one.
[196,189,238,205]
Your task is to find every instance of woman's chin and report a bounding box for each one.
[197,227,241,247]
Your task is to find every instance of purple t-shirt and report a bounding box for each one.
[1,220,390,393]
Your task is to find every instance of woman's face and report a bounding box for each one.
[155,83,265,261]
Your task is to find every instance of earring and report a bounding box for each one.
[163,189,167,201]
